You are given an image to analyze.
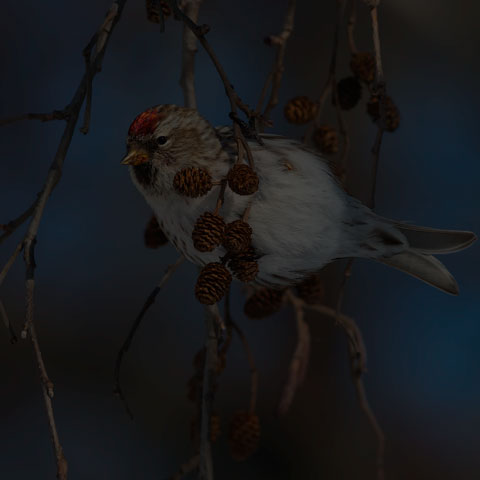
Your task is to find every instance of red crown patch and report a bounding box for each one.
[128,108,164,136]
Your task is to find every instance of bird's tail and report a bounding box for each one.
[377,224,476,295]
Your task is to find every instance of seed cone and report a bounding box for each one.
[146,0,171,23]
[244,287,285,319]
[144,215,168,248]
[173,167,213,198]
[228,247,259,283]
[367,95,400,132]
[227,164,259,196]
[223,220,252,254]
[284,96,318,124]
[335,76,362,110]
[314,125,339,155]
[195,262,232,305]
[350,52,376,84]
[192,212,225,252]
[296,274,325,304]
[229,410,261,461]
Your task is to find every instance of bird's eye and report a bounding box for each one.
[156,136,168,145]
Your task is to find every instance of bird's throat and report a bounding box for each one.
[133,163,158,189]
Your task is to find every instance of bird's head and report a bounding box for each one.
[122,104,223,194]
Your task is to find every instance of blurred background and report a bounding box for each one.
[1,0,479,478]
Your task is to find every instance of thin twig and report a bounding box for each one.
[332,77,350,184]
[23,239,68,479]
[367,3,386,210]
[347,0,358,53]
[0,197,40,246]
[113,255,184,419]
[0,299,17,343]
[230,320,258,413]
[0,241,23,288]
[0,109,70,127]
[199,304,220,480]
[179,0,203,109]
[305,0,346,143]
[168,0,255,169]
[170,454,200,480]
[257,0,296,130]
[278,290,311,415]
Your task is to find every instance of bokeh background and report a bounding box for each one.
[1,1,479,479]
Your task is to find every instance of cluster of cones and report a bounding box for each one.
[283,51,400,158]
[172,163,260,305]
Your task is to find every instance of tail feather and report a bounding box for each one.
[396,223,477,254]
[378,250,459,295]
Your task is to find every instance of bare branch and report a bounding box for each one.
[171,454,200,480]
[0,109,70,127]
[0,299,17,343]
[305,0,346,143]
[367,4,386,209]
[22,239,68,478]
[230,320,258,413]
[167,0,256,170]
[0,196,40,245]
[114,255,184,419]
[199,304,220,480]
[257,0,296,130]
[278,290,311,415]
[180,0,203,109]
[0,241,23,288]
[347,0,358,53]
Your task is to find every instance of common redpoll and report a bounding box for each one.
[122,104,476,294]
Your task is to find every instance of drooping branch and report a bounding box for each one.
[0,3,130,478]
[114,255,184,419]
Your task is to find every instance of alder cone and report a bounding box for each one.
[228,247,259,283]
[367,94,400,132]
[335,76,362,110]
[223,220,252,254]
[284,96,318,124]
[244,287,285,318]
[227,164,259,196]
[144,215,168,248]
[350,52,376,84]
[173,167,213,197]
[229,410,260,461]
[192,212,225,252]
[145,0,171,23]
[296,274,325,304]
[314,125,339,155]
[195,262,232,305]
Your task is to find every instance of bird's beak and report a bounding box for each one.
[121,149,150,166]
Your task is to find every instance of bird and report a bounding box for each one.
[121,104,476,295]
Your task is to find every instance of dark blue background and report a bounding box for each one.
[1,1,479,478]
